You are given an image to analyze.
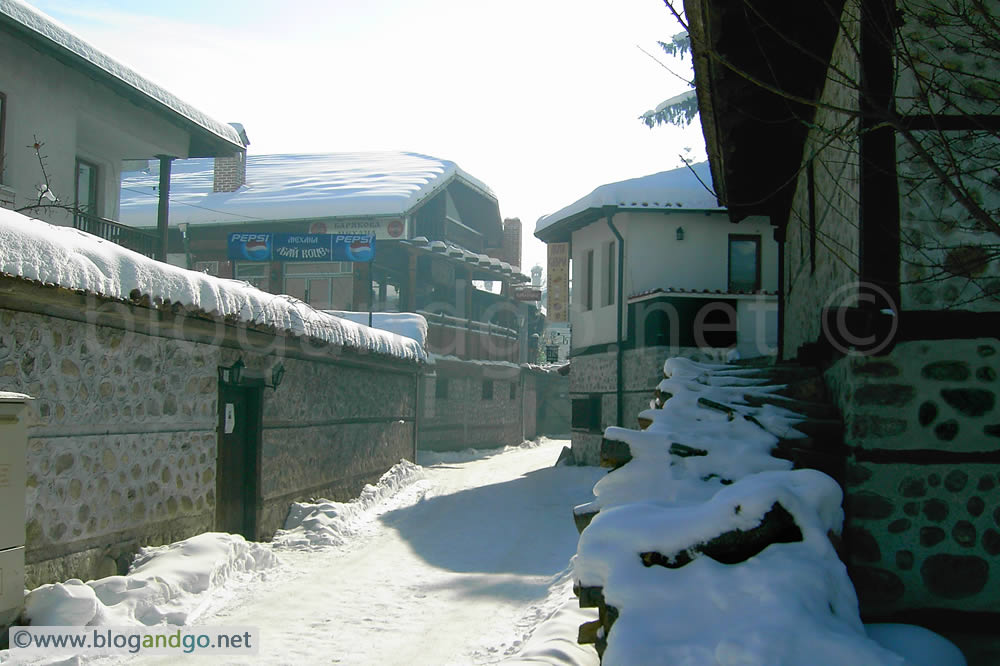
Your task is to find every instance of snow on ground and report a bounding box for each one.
[0,208,424,362]
[2,438,602,666]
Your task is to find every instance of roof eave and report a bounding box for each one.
[534,205,615,244]
[0,8,244,158]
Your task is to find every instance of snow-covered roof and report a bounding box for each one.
[0,0,244,156]
[119,152,496,228]
[0,208,425,363]
[534,161,722,241]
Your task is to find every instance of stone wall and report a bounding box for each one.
[0,284,418,587]
[782,4,861,358]
[569,346,712,465]
[418,360,525,452]
[828,338,1000,615]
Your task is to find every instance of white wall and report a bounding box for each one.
[0,33,192,225]
[571,219,621,349]
[623,211,778,295]
[569,210,778,350]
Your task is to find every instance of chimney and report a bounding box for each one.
[502,217,522,269]
[213,123,250,193]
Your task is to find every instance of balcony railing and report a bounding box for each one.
[73,211,160,259]
[418,310,520,363]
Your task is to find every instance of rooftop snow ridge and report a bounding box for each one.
[0,208,425,363]
[535,161,721,236]
[119,152,496,228]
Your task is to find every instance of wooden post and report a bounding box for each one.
[155,156,173,262]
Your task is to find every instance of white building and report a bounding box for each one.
[534,161,778,463]
[0,0,245,257]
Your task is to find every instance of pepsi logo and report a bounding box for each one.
[345,237,374,262]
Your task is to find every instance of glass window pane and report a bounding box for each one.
[307,277,331,308]
[76,160,97,214]
[285,276,306,301]
[729,238,759,291]
[236,263,268,278]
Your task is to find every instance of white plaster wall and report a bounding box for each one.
[0,32,192,225]
[571,219,621,349]
[623,211,777,295]
[569,211,778,350]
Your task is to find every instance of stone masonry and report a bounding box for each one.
[0,289,418,587]
[827,338,1000,615]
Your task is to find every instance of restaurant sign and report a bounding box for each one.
[227,233,376,262]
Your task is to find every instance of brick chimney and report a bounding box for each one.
[213,123,250,193]
[502,217,522,269]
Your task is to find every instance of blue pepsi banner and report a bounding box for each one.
[228,233,375,262]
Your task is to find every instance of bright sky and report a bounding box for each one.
[27,0,704,275]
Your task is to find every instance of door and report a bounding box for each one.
[216,383,262,540]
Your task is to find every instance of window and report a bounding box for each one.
[571,395,602,432]
[482,379,494,400]
[284,262,352,309]
[603,241,616,307]
[0,92,6,184]
[583,249,594,311]
[75,158,99,216]
[509,381,517,400]
[435,377,449,399]
[235,262,270,290]
[728,235,761,292]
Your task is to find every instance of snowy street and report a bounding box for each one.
[92,438,604,666]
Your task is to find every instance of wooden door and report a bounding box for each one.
[216,383,261,540]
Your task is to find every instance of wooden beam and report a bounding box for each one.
[155,155,173,262]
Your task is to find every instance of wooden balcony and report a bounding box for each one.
[73,211,160,259]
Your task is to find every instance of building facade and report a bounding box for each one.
[686,0,1000,623]
[535,163,778,464]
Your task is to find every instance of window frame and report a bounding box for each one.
[0,92,6,184]
[75,157,100,216]
[728,234,762,292]
[482,379,494,400]
[583,249,594,311]
[603,240,616,307]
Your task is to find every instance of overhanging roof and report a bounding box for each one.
[684,0,845,223]
[0,0,244,158]
[534,161,724,243]
[120,152,498,228]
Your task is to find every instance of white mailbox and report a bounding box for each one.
[0,392,30,631]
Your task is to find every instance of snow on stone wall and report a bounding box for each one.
[0,283,418,588]
[0,209,425,364]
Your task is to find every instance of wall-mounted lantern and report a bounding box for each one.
[218,358,245,386]
[676,227,685,241]
[218,358,285,391]
[267,363,285,391]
